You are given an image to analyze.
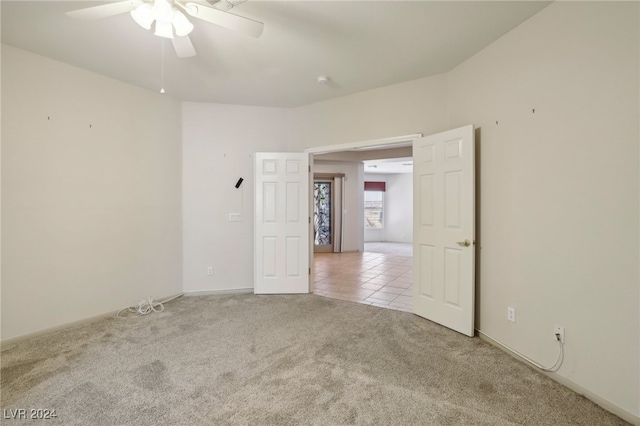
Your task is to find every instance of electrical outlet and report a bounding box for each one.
[207,267,213,276]
[554,324,565,343]
[507,307,516,322]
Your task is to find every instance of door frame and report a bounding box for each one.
[313,173,346,254]
[305,134,423,291]
[313,178,335,253]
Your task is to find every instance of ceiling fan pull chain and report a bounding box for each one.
[160,38,166,94]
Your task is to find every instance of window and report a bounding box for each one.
[364,189,384,229]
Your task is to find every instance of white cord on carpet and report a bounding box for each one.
[116,293,184,319]
[476,329,564,372]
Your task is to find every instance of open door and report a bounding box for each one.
[413,125,475,336]
[254,153,310,294]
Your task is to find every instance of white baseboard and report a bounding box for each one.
[1,292,185,346]
[477,330,639,425]
[1,290,260,346]
[1,308,120,347]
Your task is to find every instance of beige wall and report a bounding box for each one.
[447,2,639,418]
[1,45,183,340]
[181,102,290,293]
[289,2,639,420]
[289,73,449,150]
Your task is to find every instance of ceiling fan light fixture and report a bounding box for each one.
[153,0,174,23]
[131,3,154,30]
[154,20,174,38]
[172,10,194,36]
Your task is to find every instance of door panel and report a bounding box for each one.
[413,125,475,336]
[255,153,309,294]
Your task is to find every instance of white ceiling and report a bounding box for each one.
[364,157,413,174]
[1,1,551,108]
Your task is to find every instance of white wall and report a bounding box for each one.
[180,109,367,293]
[1,45,183,340]
[289,2,639,420]
[385,173,412,243]
[182,102,290,292]
[314,160,363,252]
[363,173,413,243]
[447,2,639,418]
[289,73,449,149]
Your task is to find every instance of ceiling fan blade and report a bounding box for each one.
[172,35,197,58]
[212,0,248,12]
[183,2,263,38]
[66,0,142,20]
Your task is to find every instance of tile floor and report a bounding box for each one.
[312,251,413,312]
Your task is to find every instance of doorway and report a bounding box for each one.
[313,180,334,252]
[313,175,344,253]
[309,136,419,312]
[255,127,475,336]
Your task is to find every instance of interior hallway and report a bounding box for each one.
[313,243,413,312]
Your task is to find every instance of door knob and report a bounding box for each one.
[457,239,471,247]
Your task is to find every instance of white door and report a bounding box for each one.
[413,125,475,336]
[254,153,310,294]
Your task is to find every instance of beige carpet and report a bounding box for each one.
[1,294,629,425]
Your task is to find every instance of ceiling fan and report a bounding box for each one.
[66,0,264,58]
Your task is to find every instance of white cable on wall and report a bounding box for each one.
[116,293,184,319]
[476,329,564,372]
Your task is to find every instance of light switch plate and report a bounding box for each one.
[229,213,242,222]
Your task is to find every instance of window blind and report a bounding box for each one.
[364,181,386,192]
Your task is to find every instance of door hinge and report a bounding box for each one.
[308,165,311,172]
[309,268,311,275]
